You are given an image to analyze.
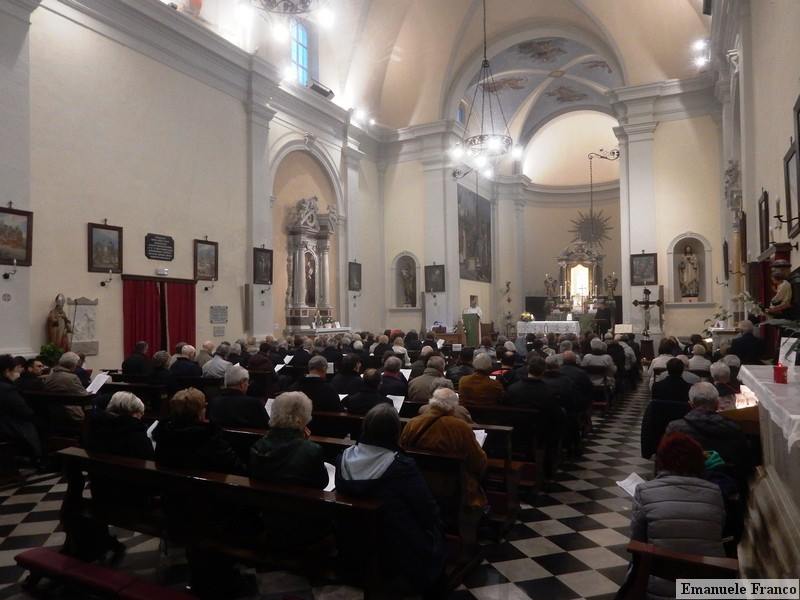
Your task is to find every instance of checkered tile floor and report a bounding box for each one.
[0,386,651,599]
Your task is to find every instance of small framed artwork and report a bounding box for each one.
[348,261,362,292]
[87,222,123,273]
[424,264,446,293]
[739,211,748,261]
[758,190,770,253]
[193,239,218,281]
[0,207,33,266]
[630,253,657,286]
[784,139,799,239]
[253,248,272,285]
[723,240,729,280]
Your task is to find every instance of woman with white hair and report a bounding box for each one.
[580,338,617,387]
[710,361,736,411]
[86,391,153,460]
[400,388,487,509]
[688,344,711,371]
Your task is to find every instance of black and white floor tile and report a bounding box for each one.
[0,386,652,599]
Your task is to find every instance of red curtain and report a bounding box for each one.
[165,281,196,349]
[122,279,162,357]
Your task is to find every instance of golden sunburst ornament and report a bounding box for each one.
[569,210,612,246]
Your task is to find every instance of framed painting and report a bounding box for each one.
[424,264,446,293]
[739,211,748,262]
[457,185,492,282]
[630,253,657,286]
[723,239,729,281]
[758,190,770,253]
[253,248,272,285]
[794,94,800,237]
[193,239,218,281]
[87,222,123,273]
[348,261,362,292]
[0,207,33,266]
[784,139,800,239]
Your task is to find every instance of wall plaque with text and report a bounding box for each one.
[210,305,228,324]
[145,234,175,261]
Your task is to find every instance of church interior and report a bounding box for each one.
[1,0,799,597]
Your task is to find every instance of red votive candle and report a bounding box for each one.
[774,363,788,384]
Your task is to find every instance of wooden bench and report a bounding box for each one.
[20,391,95,453]
[582,365,614,414]
[57,447,387,597]
[615,540,739,599]
[15,547,194,599]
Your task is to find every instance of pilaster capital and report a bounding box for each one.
[342,145,365,170]
[615,121,658,143]
[247,102,277,128]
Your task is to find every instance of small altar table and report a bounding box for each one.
[516,321,581,336]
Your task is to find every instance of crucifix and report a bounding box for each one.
[632,287,662,337]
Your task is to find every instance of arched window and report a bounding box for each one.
[290,19,309,86]
[456,101,467,125]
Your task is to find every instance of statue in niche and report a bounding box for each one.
[47,293,73,351]
[543,273,557,298]
[397,256,416,307]
[305,251,316,306]
[678,245,700,298]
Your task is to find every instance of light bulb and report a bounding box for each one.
[474,155,487,168]
[450,145,464,160]
[272,22,290,43]
[316,7,334,29]
[693,56,708,68]
[487,137,501,152]
[482,168,494,179]
[511,145,523,160]
[354,109,367,123]
[369,118,376,126]
[692,39,708,52]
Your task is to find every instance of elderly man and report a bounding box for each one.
[458,354,504,405]
[417,378,473,423]
[688,344,711,372]
[379,356,408,397]
[710,361,737,411]
[401,388,487,509]
[559,351,593,412]
[652,358,692,403]
[290,355,341,412]
[247,342,274,373]
[208,364,270,428]
[45,352,88,396]
[542,354,577,414]
[122,341,151,376]
[665,382,751,475]
[409,345,434,380]
[196,341,215,368]
[342,368,391,415]
[170,344,202,378]
[407,356,446,403]
[202,342,232,378]
[729,320,764,365]
[446,347,474,387]
[330,354,363,395]
[581,338,617,387]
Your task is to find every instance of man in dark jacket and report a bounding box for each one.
[169,345,203,378]
[446,348,474,387]
[16,357,45,392]
[379,356,408,397]
[0,355,42,458]
[408,346,433,380]
[322,338,343,366]
[289,337,313,369]
[290,356,341,412]
[121,341,152,376]
[505,357,565,446]
[729,320,764,365]
[247,343,274,373]
[640,396,691,459]
[542,354,577,414]
[652,357,692,403]
[665,382,752,478]
[330,354,363,395]
[407,356,445,403]
[208,365,269,429]
[559,351,593,412]
[342,369,392,415]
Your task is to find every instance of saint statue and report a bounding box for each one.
[603,272,618,297]
[47,293,72,351]
[399,265,416,306]
[543,273,557,298]
[678,246,700,298]
[305,252,316,306]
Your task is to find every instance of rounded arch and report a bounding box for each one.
[666,231,713,304]
[389,251,422,309]
[666,231,712,254]
[440,20,626,122]
[519,103,616,148]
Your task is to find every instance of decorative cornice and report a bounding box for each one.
[609,75,719,126]
[0,0,41,22]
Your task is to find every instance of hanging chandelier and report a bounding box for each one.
[252,0,320,15]
[450,0,520,180]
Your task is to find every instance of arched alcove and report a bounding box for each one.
[391,252,420,308]
[666,232,713,305]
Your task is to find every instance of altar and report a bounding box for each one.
[517,320,581,336]
[294,326,352,338]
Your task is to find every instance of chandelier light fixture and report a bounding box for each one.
[450,0,520,180]
[252,0,320,15]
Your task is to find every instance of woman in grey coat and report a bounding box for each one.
[630,432,726,600]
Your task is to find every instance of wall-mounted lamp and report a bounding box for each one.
[352,291,362,308]
[2,258,17,280]
[260,285,272,294]
[100,269,113,287]
[202,279,216,292]
[714,276,729,288]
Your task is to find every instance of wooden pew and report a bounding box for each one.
[615,540,739,600]
[20,391,95,453]
[57,447,387,597]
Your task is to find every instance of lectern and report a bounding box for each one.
[462,313,480,347]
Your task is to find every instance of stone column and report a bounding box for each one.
[246,58,278,337]
[0,0,40,355]
[318,238,330,308]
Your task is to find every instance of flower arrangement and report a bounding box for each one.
[520,312,533,322]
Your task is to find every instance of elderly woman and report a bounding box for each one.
[250,392,328,488]
[336,404,446,595]
[688,343,712,371]
[391,336,412,367]
[400,388,487,509]
[628,432,725,599]
[458,353,504,405]
[581,338,617,387]
[149,350,172,387]
[418,377,473,423]
[86,391,153,460]
[710,361,736,411]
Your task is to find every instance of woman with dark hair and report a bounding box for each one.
[0,354,42,460]
[628,432,726,599]
[336,404,445,596]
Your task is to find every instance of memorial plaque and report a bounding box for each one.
[210,305,228,324]
[213,325,226,337]
[145,234,174,261]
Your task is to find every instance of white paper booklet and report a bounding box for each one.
[86,371,110,394]
[400,369,411,381]
[339,394,348,401]
[324,462,336,492]
[387,395,404,413]
[616,472,646,497]
[274,363,285,373]
[265,398,275,418]
[283,355,294,365]
[146,419,159,450]
[473,429,488,447]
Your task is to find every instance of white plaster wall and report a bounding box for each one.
[745,0,800,267]
[653,116,723,335]
[28,8,248,370]
[355,158,384,332]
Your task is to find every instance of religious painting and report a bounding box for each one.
[458,185,492,282]
[630,253,657,286]
[723,240,730,281]
[253,248,272,285]
[87,222,123,273]
[784,139,799,239]
[758,190,770,253]
[424,264,445,293]
[304,251,316,305]
[739,211,748,262]
[193,239,218,281]
[348,261,362,292]
[396,254,417,307]
[0,207,33,267]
